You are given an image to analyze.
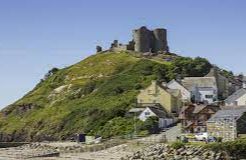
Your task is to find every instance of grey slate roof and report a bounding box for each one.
[181,77,217,91]
[148,106,168,118]
[224,88,246,104]
[221,105,246,110]
[129,108,145,113]
[208,108,246,122]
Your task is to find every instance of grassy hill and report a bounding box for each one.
[0,51,212,141]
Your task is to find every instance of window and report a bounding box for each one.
[205,95,213,99]
[145,111,150,116]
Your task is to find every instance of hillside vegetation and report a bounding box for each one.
[0,51,212,141]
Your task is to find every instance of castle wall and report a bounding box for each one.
[153,28,168,53]
[133,26,169,53]
[105,26,169,54]
[133,26,151,53]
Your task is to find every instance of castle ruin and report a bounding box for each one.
[133,26,169,53]
[97,26,169,54]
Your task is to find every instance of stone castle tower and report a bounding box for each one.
[133,26,169,53]
[101,26,169,54]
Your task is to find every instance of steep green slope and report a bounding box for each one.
[0,51,212,141]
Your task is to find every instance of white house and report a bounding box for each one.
[166,79,191,102]
[138,106,174,128]
[225,88,246,106]
[182,77,218,104]
[193,87,217,104]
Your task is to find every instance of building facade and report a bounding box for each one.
[137,81,182,115]
[166,79,191,103]
[138,106,174,128]
[207,108,246,141]
[179,104,220,133]
[182,77,218,104]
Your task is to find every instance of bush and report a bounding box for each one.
[134,83,143,90]
[44,67,60,80]
[171,141,185,149]
[98,117,134,138]
[204,139,246,159]
[138,116,160,134]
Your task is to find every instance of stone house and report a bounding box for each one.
[138,106,174,128]
[166,79,191,103]
[224,88,246,106]
[182,77,218,104]
[137,81,182,115]
[207,107,246,141]
[179,104,220,133]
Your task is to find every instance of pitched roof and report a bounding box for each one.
[179,104,219,119]
[208,108,246,122]
[129,108,146,113]
[167,79,189,91]
[181,77,217,91]
[221,105,246,110]
[193,105,207,114]
[225,88,246,104]
[147,106,168,118]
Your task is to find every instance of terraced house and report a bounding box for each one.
[137,81,182,115]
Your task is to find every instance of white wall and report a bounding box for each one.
[231,94,246,106]
[138,108,174,128]
[199,90,216,104]
[138,108,157,121]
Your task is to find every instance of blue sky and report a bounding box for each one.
[0,0,246,108]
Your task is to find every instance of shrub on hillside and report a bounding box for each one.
[138,116,160,134]
[204,139,246,159]
[97,117,135,138]
[171,141,185,149]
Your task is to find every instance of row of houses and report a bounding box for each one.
[129,67,246,141]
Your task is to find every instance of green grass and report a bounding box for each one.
[0,51,212,141]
